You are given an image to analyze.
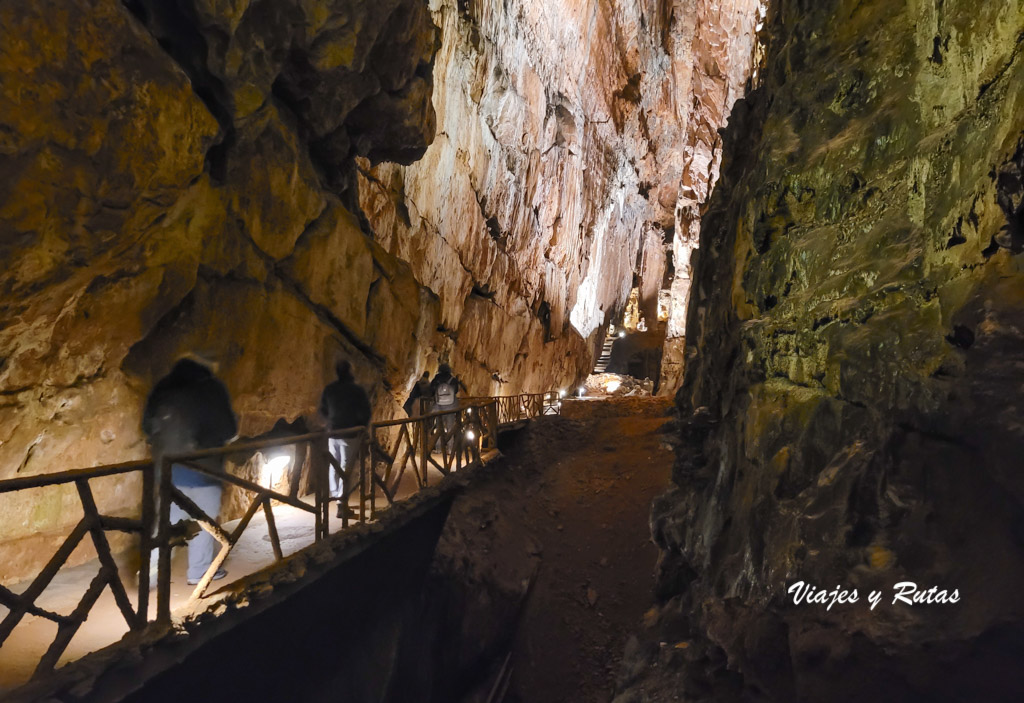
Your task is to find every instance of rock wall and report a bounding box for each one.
[656,0,766,393]
[630,1,1024,700]
[0,0,448,579]
[0,0,761,579]
[358,0,762,393]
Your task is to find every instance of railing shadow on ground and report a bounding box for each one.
[0,391,560,686]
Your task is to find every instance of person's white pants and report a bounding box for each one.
[328,435,363,500]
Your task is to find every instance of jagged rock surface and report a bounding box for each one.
[0,0,761,581]
[0,0,439,580]
[622,1,1024,701]
[358,0,762,394]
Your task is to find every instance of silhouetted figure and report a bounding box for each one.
[404,371,432,417]
[429,363,466,452]
[319,360,371,518]
[143,358,237,585]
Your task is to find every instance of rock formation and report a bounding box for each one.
[358,0,761,392]
[625,1,1024,700]
[0,0,444,579]
[0,0,761,580]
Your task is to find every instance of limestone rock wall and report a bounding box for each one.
[656,0,765,393]
[631,1,1024,700]
[0,0,443,579]
[0,0,760,577]
[358,0,762,395]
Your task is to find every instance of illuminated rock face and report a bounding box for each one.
[360,0,762,395]
[0,0,444,577]
[0,0,761,577]
[628,1,1024,699]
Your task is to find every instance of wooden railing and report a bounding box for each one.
[469,392,561,425]
[0,461,150,680]
[0,393,558,682]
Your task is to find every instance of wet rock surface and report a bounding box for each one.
[622,1,1024,701]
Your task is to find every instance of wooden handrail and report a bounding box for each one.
[0,460,151,494]
[0,390,561,682]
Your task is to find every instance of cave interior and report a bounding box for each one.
[1,0,1024,701]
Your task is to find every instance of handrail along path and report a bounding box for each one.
[0,391,561,683]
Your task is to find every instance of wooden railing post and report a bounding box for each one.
[420,416,430,487]
[156,456,173,625]
[455,410,464,473]
[314,435,324,540]
[137,461,154,622]
[367,428,376,520]
[358,429,367,524]
[489,401,498,449]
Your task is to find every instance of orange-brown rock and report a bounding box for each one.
[0,0,761,583]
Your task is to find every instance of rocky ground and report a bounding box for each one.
[427,396,675,703]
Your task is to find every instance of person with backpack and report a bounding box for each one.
[319,360,372,518]
[142,357,237,586]
[429,363,466,452]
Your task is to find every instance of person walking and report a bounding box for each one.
[142,357,237,586]
[429,363,466,453]
[403,371,432,417]
[319,360,371,518]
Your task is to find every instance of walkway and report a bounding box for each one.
[0,392,552,695]
[0,451,480,693]
[494,396,675,702]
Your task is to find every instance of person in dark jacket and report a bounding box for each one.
[429,363,467,452]
[142,358,237,585]
[319,360,371,518]
[403,371,432,417]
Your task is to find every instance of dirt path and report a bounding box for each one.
[505,397,674,703]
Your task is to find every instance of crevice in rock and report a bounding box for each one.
[994,137,1024,253]
[121,0,232,130]
[977,30,1024,100]
[469,283,497,301]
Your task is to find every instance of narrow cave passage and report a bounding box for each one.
[3,0,1024,701]
[462,398,674,702]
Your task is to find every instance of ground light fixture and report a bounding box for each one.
[578,386,586,397]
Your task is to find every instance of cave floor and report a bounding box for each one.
[0,449,491,693]
[475,396,675,703]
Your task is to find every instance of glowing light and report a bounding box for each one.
[465,430,476,441]
[618,331,626,338]
[559,389,567,398]
[606,380,621,393]
[261,452,291,487]
[578,386,586,397]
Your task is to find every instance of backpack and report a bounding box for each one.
[435,379,456,406]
